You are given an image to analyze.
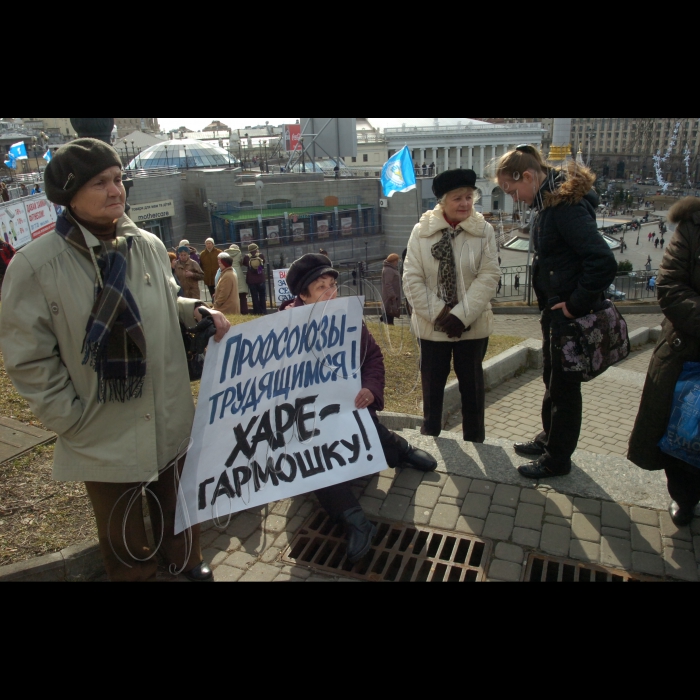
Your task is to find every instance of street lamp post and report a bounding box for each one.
[183,145,188,169]
[164,144,169,169]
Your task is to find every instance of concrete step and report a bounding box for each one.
[394,428,669,512]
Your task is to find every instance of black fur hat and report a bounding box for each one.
[432,169,478,199]
[287,254,338,297]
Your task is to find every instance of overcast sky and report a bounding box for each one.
[158,118,297,132]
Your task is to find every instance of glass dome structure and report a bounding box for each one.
[127,139,237,170]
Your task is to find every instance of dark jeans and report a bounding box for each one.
[239,293,249,315]
[419,338,488,442]
[315,418,413,519]
[666,462,700,510]
[538,311,583,468]
[249,282,267,315]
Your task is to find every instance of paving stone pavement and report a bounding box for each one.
[491,314,663,341]
[199,432,700,583]
[194,313,698,584]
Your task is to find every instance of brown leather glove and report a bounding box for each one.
[435,304,453,326]
[441,314,466,339]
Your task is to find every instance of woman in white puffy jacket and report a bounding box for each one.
[403,169,500,442]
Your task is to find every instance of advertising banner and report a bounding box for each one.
[1,201,30,248]
[174,297,383,533]
[267,225,280,245]
[240,228,254,244]
[341,217,353,236]
[284,124,302,153]
[317,219,330,239]
[292,223,305,242]
[273,268,294,305]
[129,199,175,224]
[24,194,57,240]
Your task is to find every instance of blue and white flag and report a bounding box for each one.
[4,153,16,170]
[381,145,416,198]
[9,142,28,161]
[43,149,52,163]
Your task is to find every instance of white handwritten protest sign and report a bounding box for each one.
[175,297,383,534]
[273,268,294,305]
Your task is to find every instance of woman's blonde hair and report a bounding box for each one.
[494,145,548,182]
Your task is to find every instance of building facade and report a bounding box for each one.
[476,117,700,184]
[383,120,545,213]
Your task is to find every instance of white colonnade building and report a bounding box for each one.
[375,118,546,213]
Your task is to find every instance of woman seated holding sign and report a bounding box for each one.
[285,254,438,563]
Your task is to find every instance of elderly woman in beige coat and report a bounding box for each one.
[213,252,241,315]
[0,139,230,582]
[403,169,500,443]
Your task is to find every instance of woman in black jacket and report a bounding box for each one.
[495,146,617,479]
[629,198,700,526]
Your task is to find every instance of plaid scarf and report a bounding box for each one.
[56,214,147,403]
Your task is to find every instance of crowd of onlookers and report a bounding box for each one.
[167,238,269,316]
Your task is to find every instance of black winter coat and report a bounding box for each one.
[628,197,700,472]
[531,166,617,317]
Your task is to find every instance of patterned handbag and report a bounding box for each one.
[559,301,631,382]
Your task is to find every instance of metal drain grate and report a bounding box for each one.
[524,555,658,582]
[282,508,492,582]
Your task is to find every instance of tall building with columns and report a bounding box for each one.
[371,118,545,213]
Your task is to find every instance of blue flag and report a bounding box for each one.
[43,149,52,163]
[381,146,416,198]
[9,142,28,160]
[4,153,16,170]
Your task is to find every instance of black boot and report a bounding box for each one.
[341,507,377,564]
[669,501,695,528]
[400,444,438,472]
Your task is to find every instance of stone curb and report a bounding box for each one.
[0,540,103,583]
[492,306,661,315]
[441,338,543,421]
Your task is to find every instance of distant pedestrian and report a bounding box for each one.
[381,254,402,325]
[497,277,502,295]
[20,184,28,197]
[199,238,222,299]
[514,274,520,293]
[655,238,660,249]
[243,243,267,315]
[660,237,665,248]
[31,183,41,195]
[0,182,9,202]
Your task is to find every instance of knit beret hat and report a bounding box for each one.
[432,168,478,199]
[177,246,190,254]
[248,243,259,252]
[44,138,123,207]
[286,254,337,297]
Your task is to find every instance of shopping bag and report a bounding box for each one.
[658,362,700,469]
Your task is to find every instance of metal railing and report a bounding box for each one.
[495,265,661,303]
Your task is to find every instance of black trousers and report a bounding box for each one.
[249,283,267,315]
[419,338,488,443]
[315,418,412,519]
[538,311,583,468]
[666,462,700,510]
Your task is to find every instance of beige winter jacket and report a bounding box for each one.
[0,215,199,483]
[403,204,500,342]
